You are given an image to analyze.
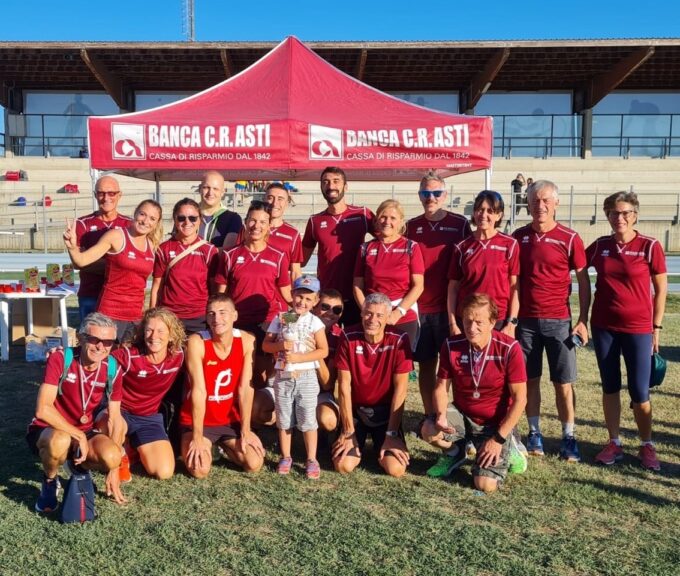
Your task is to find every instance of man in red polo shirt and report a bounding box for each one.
[406,171,471,413]
[423,293,527,492]
[302,167,375,327]
[332,292,413,478]
[26,312,126,511]
[74,175,131,321]
[512,180,591,462]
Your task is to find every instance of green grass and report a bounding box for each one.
[1,297,679,575]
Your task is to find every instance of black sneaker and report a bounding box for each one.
[35,475,60,513]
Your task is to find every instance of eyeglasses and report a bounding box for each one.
[607,210,636,219]
[83,335,116,347]
[418,189,445,199]
[320,303,344,315]
[95,191,120,198]
[176,215,199,223]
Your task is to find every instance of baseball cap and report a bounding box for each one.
[293,275,320,293]
[649,353,667,388]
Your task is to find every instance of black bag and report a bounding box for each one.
[60,452,97,524]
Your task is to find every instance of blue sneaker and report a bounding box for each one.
[35,475,60,513]
[527,432,545,456]
[559,435,581,462]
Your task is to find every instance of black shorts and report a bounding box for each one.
[122,411,169,448]
[181,424,241,444]
[413,312,449,362]
[352,405,405,455]
[25,426,99,456]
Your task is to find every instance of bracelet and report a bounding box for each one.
[344,431,355,439]
[492,431,507,445]
[653,324,663,330]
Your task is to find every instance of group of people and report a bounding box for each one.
[28,166,667,514]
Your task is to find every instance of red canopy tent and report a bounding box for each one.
[88,37,492,182]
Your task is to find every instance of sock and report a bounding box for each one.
[610,437,622,446]
[562,422,575,438]
[527,416,540,433]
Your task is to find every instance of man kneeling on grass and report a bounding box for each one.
[421,293,527,492]
[180,294,265,477]
[27,312,126,512]
[332,292,412,477]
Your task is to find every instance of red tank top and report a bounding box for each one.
[179,332,243,427]
[97,228,155,321]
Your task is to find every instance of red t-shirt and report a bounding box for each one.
[302,205,375,301]
[214,244,291,326]
[586,233,666,333]
[75,212,132,298]
[447,232,519,320]
[179,333,244,427]
[268,222,303,265]
[335,327,413,406]
[353,236,425,323]
[406,212,472,313]
[113,346,185,416]
[153,238,218,319]
[512,223,587,319]
[29,349,123,432]
[438,331,526,426]
[97,229,155,322]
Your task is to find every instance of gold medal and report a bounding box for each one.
[80,414,90,424]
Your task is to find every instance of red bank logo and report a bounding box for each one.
[309,125,343,160]
[112,124,146,160]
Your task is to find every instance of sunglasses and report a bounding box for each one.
[95,191,120,198]
[418,189,445,199]
[320,303,344,315]
[176,215,199,223]
[84,335,116,347]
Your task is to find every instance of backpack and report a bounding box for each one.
[58,348,117,401]
[60,449,97,524]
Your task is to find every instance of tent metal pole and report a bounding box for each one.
[155,172,161,205]
[484,168,491,190]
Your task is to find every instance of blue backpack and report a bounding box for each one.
[60,449,97,524]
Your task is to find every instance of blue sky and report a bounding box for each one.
[2,0,678,41]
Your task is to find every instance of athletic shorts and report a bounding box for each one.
[181,424,240,444]
[517,317,577,384]
[179,315,207,335]
[317,391,339,410]
[123,411,169,448]
[78,296,98,324]
[592,327,653,403]
[25,425,99,456]
[273,369,319,432]
[394,319,418,353]
[413,312,449,362]
[352,404,406,457]
[441,403,510,482]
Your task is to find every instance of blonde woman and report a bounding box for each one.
[65,199,163,338]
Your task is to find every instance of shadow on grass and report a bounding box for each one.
[570,477,679,507]
[575,417,680,444]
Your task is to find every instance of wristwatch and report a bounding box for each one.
[493,431,507,444]
[385,430,399,438]
[506,317,518,326]
[396,306,407,317]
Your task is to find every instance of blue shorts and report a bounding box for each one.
[122,411,169,448]
[592,328,653,403]
[78,296,98,324]
[414,312,449,362]
[517,317,577,384]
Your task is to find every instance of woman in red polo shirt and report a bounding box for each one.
[586,191,667,471]
[353,199,424,350]
[64,199,163,340]
[151,198,218,335]
[447,190,519,336]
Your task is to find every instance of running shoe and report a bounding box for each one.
[559,435,581,463]
[305,459,321,480]
[35,475,60,513]
[426,441,466,478]
[526,432,545,456]
[595,441,623,465]
[119,453,132,483]
[277,457,293,475]
[639,444,661,471]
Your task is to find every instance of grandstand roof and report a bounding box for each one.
[2,38,680,110]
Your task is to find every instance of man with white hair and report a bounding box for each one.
[512,180,591,462]
[332,292,412,478]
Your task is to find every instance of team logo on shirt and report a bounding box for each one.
[602,249,610,257]
[89,226,99,232]
[206,360,218,366]
[369,249,378,256]
[209,369,233,402]
[128,252,137,260]
[490,245,507,252]
[545,238,566,247]
[138,370,148,378]
[521,236,530,243]
[355,345,364,354]
[415,226,423,234]
[169,251,176,258]
[65,371,77,383]
[260,259,277,268]
[440,227,460,232]
[465,248,475,256]
[236,256,245,264]
[460,354,469,364]
[320,221,328,229]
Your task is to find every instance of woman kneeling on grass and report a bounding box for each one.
[99,308,186,484]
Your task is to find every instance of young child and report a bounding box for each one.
[263,276,328,479]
